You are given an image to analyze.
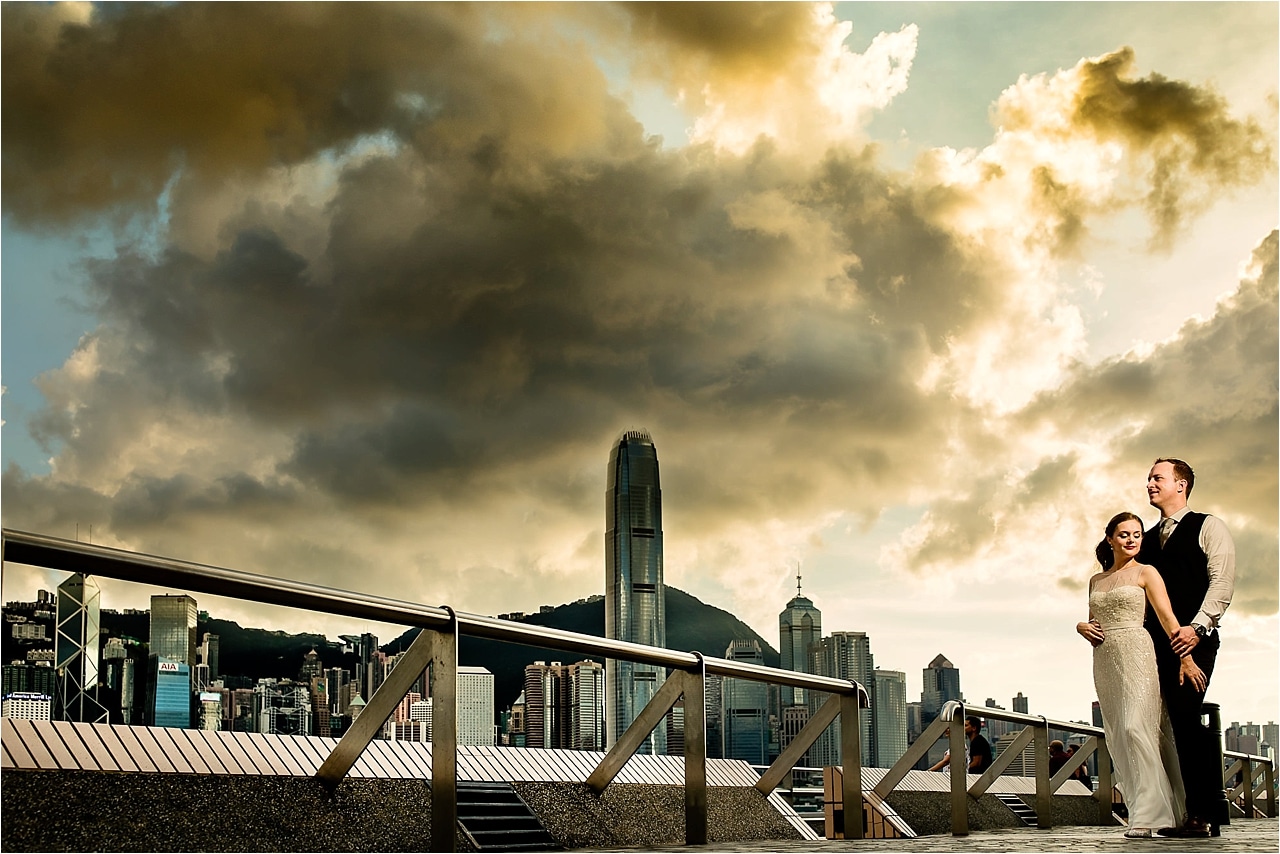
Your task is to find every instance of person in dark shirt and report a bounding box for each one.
[965,715,993,773]
[1048,739,1070,775]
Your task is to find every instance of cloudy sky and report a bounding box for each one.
[3,2,1277,726]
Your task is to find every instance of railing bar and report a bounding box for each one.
[1,528,864,698]
[156,727,199,774]
[171,728,216,774]
[198,729,238,774]
[209,730,249,774]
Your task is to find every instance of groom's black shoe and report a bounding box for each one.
[1157,817,1212,838]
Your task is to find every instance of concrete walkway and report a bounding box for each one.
[584,819,1279,853]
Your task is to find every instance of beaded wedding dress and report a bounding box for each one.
[1089,564,1186,829]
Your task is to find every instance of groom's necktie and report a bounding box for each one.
[1159,517,1176,547]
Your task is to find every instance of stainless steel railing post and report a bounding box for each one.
[430,607,459,853]
[684,655,708,846]
[1033,717,1052,828]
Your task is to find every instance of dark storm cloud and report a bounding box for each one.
[1002,47,1275,251]
[50,132,986,521]
[1,3,639,227]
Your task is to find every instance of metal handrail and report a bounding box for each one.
[873,700,1113,835]
[1,528,869,849]
[1224,749,1278,818]
[0,528,859,692]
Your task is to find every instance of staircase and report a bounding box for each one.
[993,793,1037,827]
[454,781,561,852]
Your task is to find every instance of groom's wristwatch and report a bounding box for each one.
[1194,624,1212,639]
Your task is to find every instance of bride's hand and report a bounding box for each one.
[1077,620,1104,647]
[1179,656,1207,692]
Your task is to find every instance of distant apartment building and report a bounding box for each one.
[2,692,53,720]
[458,666,496,746]
[3,663,58,701]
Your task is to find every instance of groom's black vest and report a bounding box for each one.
[1140,511,1210,629]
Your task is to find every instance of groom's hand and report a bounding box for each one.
[1170,626,1200,656]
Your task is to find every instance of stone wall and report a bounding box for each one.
[1,770,459,853]
[884,790,1111,837]
[2,769,805,851]
[514,782,806,848]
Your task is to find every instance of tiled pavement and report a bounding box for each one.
[582,819,1279,853]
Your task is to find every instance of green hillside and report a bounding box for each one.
[386,586,779,710]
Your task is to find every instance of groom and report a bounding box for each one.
[1140,458,1236,838]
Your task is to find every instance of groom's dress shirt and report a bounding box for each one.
[1161,506,1235,633]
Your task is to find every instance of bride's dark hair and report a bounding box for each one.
[1096,511,1144,569]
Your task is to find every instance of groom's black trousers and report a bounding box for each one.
[1151,632,1221,824]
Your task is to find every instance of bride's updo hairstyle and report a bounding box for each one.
[1096,511,1143,569]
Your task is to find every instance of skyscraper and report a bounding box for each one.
[921,653,961,722]
[150,594,198,669]
[778,574,821,706]
[605,429,666,754]
[872,668,908,769]
[721,639,768,765]
[458,666,495,746]
[809,631,875,767]
[568,660,605,750]
[56,573,109,723]
[1013,692,1029,714]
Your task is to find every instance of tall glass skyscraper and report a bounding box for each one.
[605,429,666,754]
[778,577,821,706]
[721,639,768,764]
[872,668,908,768]
[921,653,961,722]
[150,594,198,668]
[56,573,109,723]
[809,631,875,767]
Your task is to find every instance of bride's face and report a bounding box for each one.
[1109,519,1143,562]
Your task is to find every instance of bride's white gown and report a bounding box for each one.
[1089,565,1186,829]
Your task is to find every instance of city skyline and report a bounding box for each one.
[1,2,1275,728]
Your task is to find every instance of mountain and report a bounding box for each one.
[385,586,779,710]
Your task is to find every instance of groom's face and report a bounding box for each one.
[1147,462,1186,511]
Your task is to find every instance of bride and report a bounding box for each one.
[1076,511,1206,838]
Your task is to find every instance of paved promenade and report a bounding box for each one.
[585,820,1279,853]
